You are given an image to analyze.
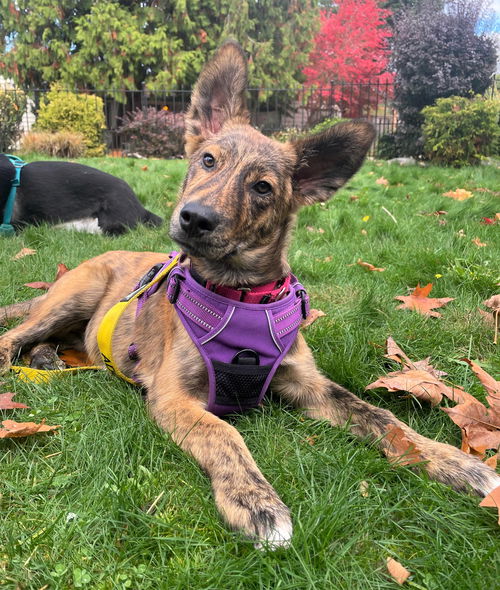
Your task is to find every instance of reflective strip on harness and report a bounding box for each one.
[96,254,181,384]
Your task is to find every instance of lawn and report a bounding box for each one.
[1,155,499,590]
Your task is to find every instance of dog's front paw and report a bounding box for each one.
[214,481,293,549]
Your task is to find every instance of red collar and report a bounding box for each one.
[201,274,292,304]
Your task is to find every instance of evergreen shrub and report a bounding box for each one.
[0,90,27,152]
[422,95,500,166]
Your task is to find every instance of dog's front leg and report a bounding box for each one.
[273,334,500,497]
[147,379,292,548]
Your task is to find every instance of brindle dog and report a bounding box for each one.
[1,42,498,548]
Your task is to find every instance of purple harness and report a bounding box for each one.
[131,254,309,416]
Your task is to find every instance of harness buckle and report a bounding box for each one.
[232,349,260,366]
[297,289,308,320]
[168,273,185,304]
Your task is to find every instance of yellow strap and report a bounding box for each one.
[11,365,102,384]
[96,254,181,384]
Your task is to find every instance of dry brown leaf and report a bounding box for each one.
[58,349,94,368]
[0,419,60,438]
[384,337,447,379]
[367,369,460,406]
[356,259,385,272]
[479,486,500,525]
[0,392,29,410]
[24,262,69,290]
[359,480,369,497]
[443,188,473,201]
[384,425,425,466]
[462,359,500,402]
[481,297,499,344]
[395,283,454,318]
[442,401,500,456]
[12,247,36,260]
[471,237,487,247]
[386,557,411,585]
[484,454,498,469]
[301,309,326,329]
[376,176,389,186]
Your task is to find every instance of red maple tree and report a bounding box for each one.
[303,0,394,118]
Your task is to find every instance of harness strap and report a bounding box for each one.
[96,254,181,384]
[1,154,26,236]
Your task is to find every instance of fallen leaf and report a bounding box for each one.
[471,237,487,247]
[462,359,500,402]
[301,309,326,329]
[442,401,500,456]
[58,349,94,368]
[0,392,29,410]
[350,195,359,201]
[366,369,466,406]
[383,425,424,466]
[376,176,389,186]
[395,283,454,318]
[356,259,385,272]
[141,165,148,171]
[359,480,369,497]
[443,188,473,201]
[484,295,500,313]
[24,263,69,290]
[305,226,325,234]
[386,557,411,585]
[484,454,498,469]
[479,486,500,525]
[12,247,36,260]
[0,419,60,438]
[24,281,53,290]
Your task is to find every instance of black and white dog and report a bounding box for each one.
[0,155,163,235]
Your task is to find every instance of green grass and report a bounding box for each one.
[1,156,499,589]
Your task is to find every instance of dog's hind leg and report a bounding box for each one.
[274,334,500,498]
[0,295,46,325]
[0,263,108,373]
[147,370,293,549]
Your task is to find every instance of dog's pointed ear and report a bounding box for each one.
[291,121,375,205]
[185,41,249,155]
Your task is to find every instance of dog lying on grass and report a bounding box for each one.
[1,42,498,548]
[0,155,163,235]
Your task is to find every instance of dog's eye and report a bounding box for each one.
[253,181,272,195]
[202,153,215,168]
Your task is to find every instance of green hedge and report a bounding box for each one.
[36,84,106,156]
[0,90,27,152]
[422,95,500,166]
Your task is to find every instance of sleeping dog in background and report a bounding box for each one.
[0,155,163,235]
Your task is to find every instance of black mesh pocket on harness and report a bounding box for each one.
[212,360,272,410]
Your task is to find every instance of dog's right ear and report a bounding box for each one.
[185,41,250,156]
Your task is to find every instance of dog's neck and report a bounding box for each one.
[185,217,294,289]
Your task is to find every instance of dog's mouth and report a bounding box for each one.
[170,230,239,262]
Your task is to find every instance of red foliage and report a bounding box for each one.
[303,0,394,118]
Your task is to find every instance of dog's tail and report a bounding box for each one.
[142,210,163,227]
[0,295,46,325]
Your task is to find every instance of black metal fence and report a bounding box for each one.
[4,81,399,154]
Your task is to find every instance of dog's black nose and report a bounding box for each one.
[179,202,219,237]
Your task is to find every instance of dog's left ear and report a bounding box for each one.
[291,121,375,205]
[185,41,250,155]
